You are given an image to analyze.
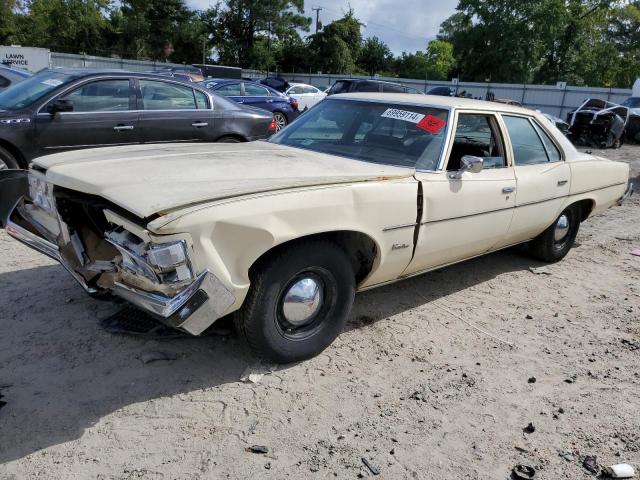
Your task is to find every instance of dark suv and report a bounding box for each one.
[327,79,424,95]
[0,69,275,169]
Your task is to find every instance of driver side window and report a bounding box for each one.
[446,114,506,171]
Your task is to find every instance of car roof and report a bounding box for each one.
[334,78,407,86]
[332,92,538,115]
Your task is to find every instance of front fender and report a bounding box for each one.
[0,169,28,228]
[148,180,419,313]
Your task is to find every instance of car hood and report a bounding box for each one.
[33,142,414,218]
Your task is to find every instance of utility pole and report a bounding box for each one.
[312,7,323,33]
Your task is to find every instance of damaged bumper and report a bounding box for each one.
[618,181,634,206]
[1,170,235,336]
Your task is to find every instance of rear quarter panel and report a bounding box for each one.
[566,156,629,216]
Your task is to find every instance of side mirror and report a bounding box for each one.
[449,155,484,179]
[46,99,74,116]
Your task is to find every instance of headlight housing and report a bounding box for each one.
[28,175,54,213]
[107,229,195,287]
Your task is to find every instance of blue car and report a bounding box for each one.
[199,79,300,131]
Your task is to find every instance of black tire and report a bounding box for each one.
[217,136,243,143]
[0,146,20,170]
[529,205,581,263]
[273,111,288,132]
[236,240,356,363]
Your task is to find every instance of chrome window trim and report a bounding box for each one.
[36,74,215,115]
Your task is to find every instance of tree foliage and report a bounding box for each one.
[1,0,638,87]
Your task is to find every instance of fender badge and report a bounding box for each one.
[392,243,410,251]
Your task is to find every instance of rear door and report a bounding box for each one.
[35,78,138,154]
[241,83,276,111]
[136,78,213,143]
[499,114,571,244]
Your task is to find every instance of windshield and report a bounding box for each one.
[623,97,640,108]
[0,70,76,111]
[269,99,449,170]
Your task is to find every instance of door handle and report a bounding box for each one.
[557,180,568,186]
[502,186,515,194]
[191,122,209,128]
[266,99,274,103]
[113,125,134,131]
[237,100,244,104]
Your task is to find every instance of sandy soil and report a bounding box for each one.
[0,146,639,480]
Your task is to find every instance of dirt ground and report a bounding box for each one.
[0,146,638,480]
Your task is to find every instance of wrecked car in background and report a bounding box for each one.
[0,94,633,363]
[622,97,640,143]
[567,99,629,149]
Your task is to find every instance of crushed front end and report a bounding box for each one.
[1,170,234,335]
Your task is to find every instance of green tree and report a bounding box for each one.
[110,0,202,61]
[358,36,393,75]
[208,0,310,69]
[0,0,21,45]
[307,9,364,74]
[21,0,112,54]
[424,40,455,80]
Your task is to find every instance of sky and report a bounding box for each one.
[185,0,460,55]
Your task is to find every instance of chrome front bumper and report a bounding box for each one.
[618,181,634,206]
[5,197,235,336]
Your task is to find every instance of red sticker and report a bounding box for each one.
[417,115,446,134]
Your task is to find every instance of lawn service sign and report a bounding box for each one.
[0,46,50,72]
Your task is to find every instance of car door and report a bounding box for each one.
[35,78,138,154]
[404,111,517,276]
[498,114,571,245]
[136,79,212,143]
[212,81,243,104]
[241,83,276,111]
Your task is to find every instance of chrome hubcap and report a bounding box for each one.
[554,214,570,242]
[281,276,322,325]
[274,114,286,131]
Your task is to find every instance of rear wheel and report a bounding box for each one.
[236,240,355,363]
[0,146,19,170]
[273,112,287,132]
[529,205,581,262]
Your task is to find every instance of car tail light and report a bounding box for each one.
[290,98,299,111]
[268,118,277,133]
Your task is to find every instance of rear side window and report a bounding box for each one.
[0,75,9,89]
[139,80,196,110]
[215,83,242,96]
[328,81,351,94]
[63,79,130,112]
[503,115,555,165]
[244,83,270,96]
[381,84,405,94]
[532,122,561,162]
[354,81,381,93]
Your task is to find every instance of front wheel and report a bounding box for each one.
[0,146,20,170]
[273,112,288,132]
[529,205,581,262]
[236,240,355,363]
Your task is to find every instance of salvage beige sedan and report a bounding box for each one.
[1,94,633,362]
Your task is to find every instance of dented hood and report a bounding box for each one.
[33,142,414,218]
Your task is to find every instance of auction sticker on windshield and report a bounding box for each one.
[381,108,446,134]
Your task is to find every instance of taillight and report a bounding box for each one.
[268,118,277,133]
[290,98,299,111]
